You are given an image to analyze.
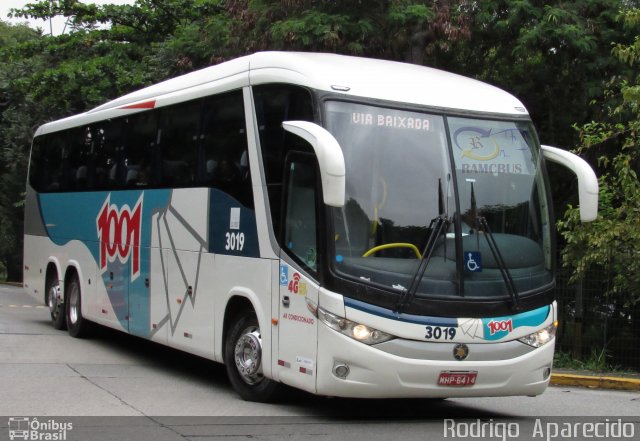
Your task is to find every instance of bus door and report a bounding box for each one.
[276,154,320,393]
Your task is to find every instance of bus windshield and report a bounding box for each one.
[325,101,553,301]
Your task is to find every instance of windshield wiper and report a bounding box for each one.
[395,178,449,313]
[470,182,521,311]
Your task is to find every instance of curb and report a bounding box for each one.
[551,373,640,391]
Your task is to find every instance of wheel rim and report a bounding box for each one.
[68,283,80,325]
[48,284,61,319]
[233,326,263,385]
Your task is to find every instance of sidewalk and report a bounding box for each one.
[551,368,640,391]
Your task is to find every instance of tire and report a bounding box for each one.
[65,274,92,338]
[224,310,281,402]
[46,275,66,330]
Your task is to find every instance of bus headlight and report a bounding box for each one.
[518,322,557,348]
[317,307,395,345]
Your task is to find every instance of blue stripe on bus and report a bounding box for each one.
[344,298,551,337]
[343,297,459,327]
[208,189,259,257]
[481,305,550,341]
[39,189,173,334]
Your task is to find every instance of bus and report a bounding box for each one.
[23,52,598,402]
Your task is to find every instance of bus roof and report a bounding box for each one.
[38,52,528,134]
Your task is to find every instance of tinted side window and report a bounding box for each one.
[126,111,159,188]
[43,132,66,192]
[252,84,314,238]
[201,91,253,208]
[28,137,44,191]
[93,118,126,189]
[67,126,92,191]
[159,101,200,187]
[30,90,253,196]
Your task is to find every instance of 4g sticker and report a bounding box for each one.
[287,272,307,296]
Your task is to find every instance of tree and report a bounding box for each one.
[453,0,635,149]
[558,8,640,308]
[0,21,42,281]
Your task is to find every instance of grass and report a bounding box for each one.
[554,349,623,373]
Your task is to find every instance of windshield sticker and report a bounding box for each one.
[453,126,530,175]
[464,251,482,272]
[351,112,432,131]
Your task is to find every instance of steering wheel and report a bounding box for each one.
[362,243,422,259]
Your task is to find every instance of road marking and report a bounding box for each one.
[0,304,46,308]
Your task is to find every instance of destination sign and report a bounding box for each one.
[351,112,432,131]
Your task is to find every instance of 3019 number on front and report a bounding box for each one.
[425,326,456,340]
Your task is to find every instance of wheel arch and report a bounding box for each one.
[221,288,271,365]
[222,295,255,363]
[63,260,85,307]
[44,259,61,305]
[63,261,82,288]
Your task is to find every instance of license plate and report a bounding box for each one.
[437,371,478,387]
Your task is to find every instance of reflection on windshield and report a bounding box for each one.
[449,117,553,299]
[325,101,553,301]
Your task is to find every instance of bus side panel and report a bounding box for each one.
[33,189,173,334]
[23,233,50,303]
[23,185,50,302]
[275,262,319,394]
[165,250,216,359]
[148,188,216,358]
[212,255,273,372]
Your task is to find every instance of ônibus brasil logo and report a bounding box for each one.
[96,194,143,281]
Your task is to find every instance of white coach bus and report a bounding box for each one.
[23,52,598,401]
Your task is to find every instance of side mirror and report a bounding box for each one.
[282,121,346,207]
[541,145,599,222]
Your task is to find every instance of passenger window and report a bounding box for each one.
[38,133,66,192]
[67,126,93,191]
[200,91,253,208]
[283,154,318,272]
[28,136,45,191]
[159,101,200,187]
[127,111,159,187]
[92,118,126,189]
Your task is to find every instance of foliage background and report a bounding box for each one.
[1,0,639,365]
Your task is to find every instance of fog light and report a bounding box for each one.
[543,367,551,380]
[333,362,350,379]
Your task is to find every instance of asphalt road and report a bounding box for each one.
[1,284,639,441]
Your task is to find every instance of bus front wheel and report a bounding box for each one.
[224,310,281,402]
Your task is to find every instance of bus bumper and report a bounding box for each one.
[315,321,554,398]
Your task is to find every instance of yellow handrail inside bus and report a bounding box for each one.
[362,243,422,259]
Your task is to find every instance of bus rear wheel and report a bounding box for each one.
[224,310,281,402]
[65,274,91,338]
[46,276,66,330]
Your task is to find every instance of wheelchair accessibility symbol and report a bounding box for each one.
[465,251,482,272]
[279,265,289,286]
